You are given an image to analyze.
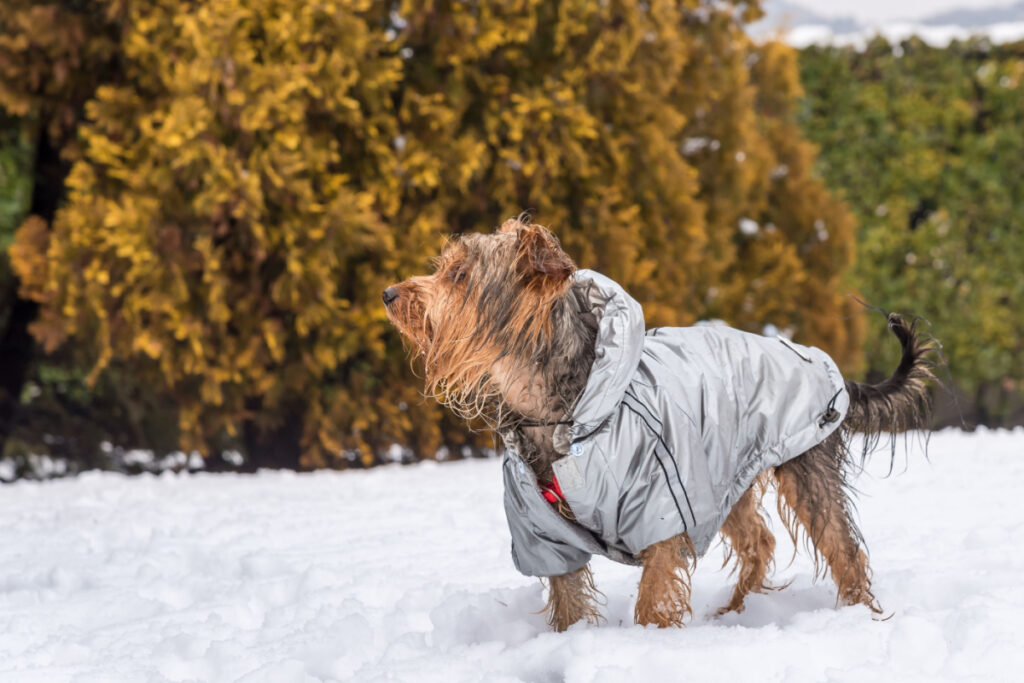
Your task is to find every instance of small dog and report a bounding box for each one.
[384,217,934,631]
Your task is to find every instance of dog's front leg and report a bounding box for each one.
[543,564,603,631]
[635,533,694,628]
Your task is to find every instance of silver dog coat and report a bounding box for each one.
[501,270,850,577]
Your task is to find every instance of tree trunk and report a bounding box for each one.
[0,293,38,447]
[241,397,305,471]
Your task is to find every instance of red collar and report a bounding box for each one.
[539,474,564,503]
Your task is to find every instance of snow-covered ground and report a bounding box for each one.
[2,429,1023,682]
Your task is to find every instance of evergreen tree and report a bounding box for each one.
[799,38,1024,424]
[6,0,863,467]
[674,15,861,368]
[0,1,126,458]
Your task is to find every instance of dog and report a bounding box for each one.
[383,216,934,631]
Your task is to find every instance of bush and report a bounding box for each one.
[5,0,861,468]
[799,37,1024,425]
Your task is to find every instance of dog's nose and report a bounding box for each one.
[382,287,399,306]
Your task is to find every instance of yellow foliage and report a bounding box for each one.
[5,0,859,466]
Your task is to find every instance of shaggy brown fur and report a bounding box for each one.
[384,216,937,631]
[384,218,595,434]
[543,565,604,632]
[845,315,936,462]
[635,534,696,627]
[716,474,776,615]
[775,430,880,612]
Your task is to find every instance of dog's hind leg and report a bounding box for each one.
[544,564,603,631]
[635,533,694,627]
[716,477,776,615]
[773,434,881,613]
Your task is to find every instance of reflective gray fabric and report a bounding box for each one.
[502,270,850,577]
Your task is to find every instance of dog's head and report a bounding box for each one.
[383,217,577,422]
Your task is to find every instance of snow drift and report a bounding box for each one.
[2,429,1023,681]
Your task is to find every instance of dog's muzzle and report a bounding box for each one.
[382,287,399,306]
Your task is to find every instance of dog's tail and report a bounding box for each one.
[843,314,936,436]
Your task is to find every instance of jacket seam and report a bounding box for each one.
[620,400,693,531]
[624,388,698,528]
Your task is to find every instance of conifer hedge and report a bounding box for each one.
[799,37,1024,424]
[1,0,861,468]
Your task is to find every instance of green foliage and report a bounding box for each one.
[0,121,31,251]
[1,119,32,318]
[799,38,1024,420]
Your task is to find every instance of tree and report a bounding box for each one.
[669,14,861,368]
[0,1,126,457]
[8,0,863,468]
[11,0,433,468]
[798,37,1024,424]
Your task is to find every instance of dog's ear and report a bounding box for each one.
[514,223,575,284]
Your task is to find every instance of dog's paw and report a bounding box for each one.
[635,598,689,628]
[714,599,747,617]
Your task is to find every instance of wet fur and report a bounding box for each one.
[635,533,696,627]
[384,217,936,630]
[716,474,777,615]
[543,565,604,632]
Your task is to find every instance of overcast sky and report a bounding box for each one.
[799,0,1020,22]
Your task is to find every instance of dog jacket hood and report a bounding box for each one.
[501,270,850,577]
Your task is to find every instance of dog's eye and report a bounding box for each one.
[448,267,467,284]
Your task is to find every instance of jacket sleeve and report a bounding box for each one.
[502,455,592,577]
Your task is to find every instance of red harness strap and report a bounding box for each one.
[539,474,564,503]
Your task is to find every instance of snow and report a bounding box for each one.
[0,458,14,482]
[2,429,1024,681]
[680,137,713,156]
[815,218,829,242]
[738,217,760,235]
